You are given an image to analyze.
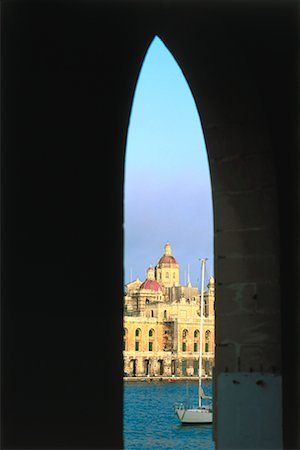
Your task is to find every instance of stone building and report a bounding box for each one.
[123,243,215,377]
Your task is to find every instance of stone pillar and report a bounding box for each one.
[163,356,172,376]
[208,124,282,449]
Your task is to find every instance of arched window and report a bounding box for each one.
[148,328,154,351]
[135,328,141,352]
[145,299,149,305]
[193,329,199,352]
[182,329,188,352]
[205,330,211,352]
[204,299,208,317]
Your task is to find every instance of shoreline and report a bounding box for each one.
[124,376,212,382]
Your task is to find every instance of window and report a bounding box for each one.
[194,330,198,338]
[164,310,167,319]
[151,310,154,318]
[149,342,153,351]
[194,343,197,352]
[205,330,210,353]
[204,299,208,317]
[182,329,188,352]
[135,329,140,337]
[149,329,153,337]
[146,299,149,304]
[135,342,139,351]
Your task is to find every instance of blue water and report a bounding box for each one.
[124,380,214,450]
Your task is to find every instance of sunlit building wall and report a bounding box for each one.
[123,243,215,377]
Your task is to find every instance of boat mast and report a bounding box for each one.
[198,258,206,408]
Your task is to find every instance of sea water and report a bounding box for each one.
[124,380,214,450]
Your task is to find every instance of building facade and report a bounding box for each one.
[123,243,215,377]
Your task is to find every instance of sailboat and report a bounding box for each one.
[174,258,213,424]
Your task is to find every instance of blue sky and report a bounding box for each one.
[124,36,213,287]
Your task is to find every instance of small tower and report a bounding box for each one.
[155,242,180,288]
[147,265,155,280]
[206,276,215,317]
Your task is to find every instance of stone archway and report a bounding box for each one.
[158,359,164,376]
[3,2,298,449]
[144,359,150,376]
[130,359,137,377]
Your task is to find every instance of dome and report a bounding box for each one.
[139,279,162,291]
[157,255,178,265]
[157,242,178,265]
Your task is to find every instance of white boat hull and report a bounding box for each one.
[175,405,213,424]
[174,260,213,425]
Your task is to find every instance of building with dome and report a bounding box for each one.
[123,243,215,377]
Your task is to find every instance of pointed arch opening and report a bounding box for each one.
[123,35,215,446]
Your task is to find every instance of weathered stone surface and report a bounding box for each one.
[215,227,279,257]
[239,344,281,373]
[216,254,279,284]
[204,125,271,161]
[255,282,281,314]
[216,373,283,448]
[215,343,237,372]
[216,313,281,348]
[211,153,276,193]
[216,282,257,315]
[215,281,281,316]
[214,188,278,231]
